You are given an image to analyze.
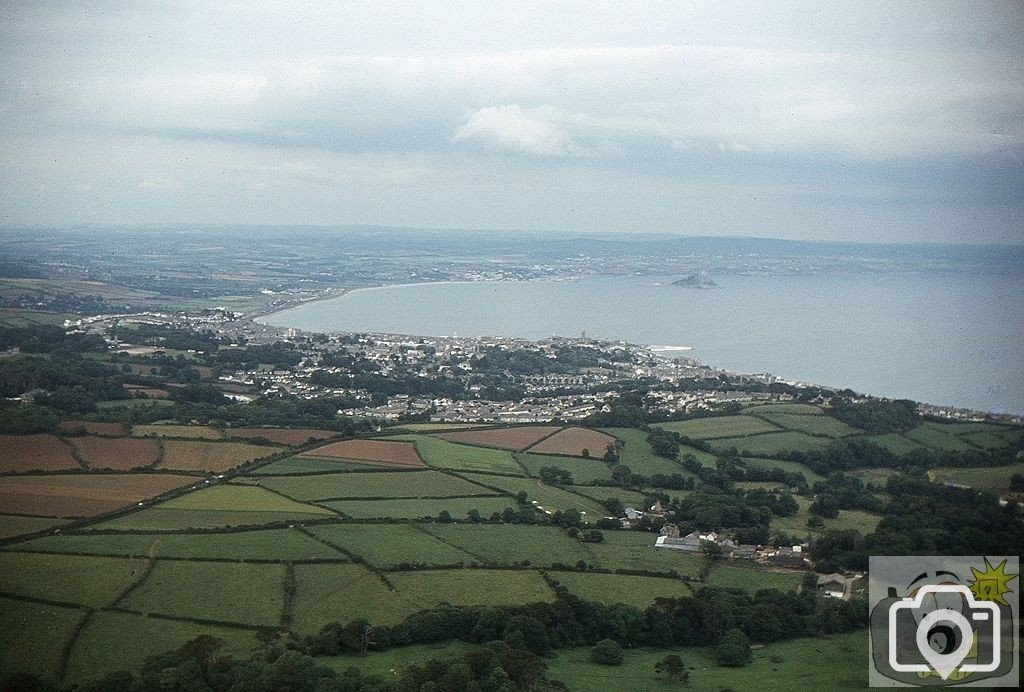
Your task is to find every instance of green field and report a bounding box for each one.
[459,473,608,517]
[753,412,861,438]
[0,596,86,682]
[390,423,490,431]
[743,457,825,485]
[600,428,696,475]
[308,523,475,567]
[97,398,174,411]
[743,403,826,415]
[516,452,615,484]
[382,434,525,474]
[292,563,415,632]
[249,457,389,474]
[585,531,703,576]
[323,496,515,520]
[704,564,804,592]
[160,484,334,513]
[387,569,555,609]
[64,611,259,684]
[905,425,978,452]
[653,416,781,439]
[0,515,67,539]
[320,641,481,678]
[120,560,285,626]
[545,629,867,691]
[770,496,883,537]
[963,429,1023,450]
[550,571,692,607]
[13,527,344,561]
[422,524,595,567]
[0,552,146,608]
[708,431,832,455]
[929,465,1024,492]
[89,507,333,531]
[568,486,650,508]
[862,433,926,456]
[256,470,495,501]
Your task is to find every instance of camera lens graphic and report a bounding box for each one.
[927,624,958,655]
[915,609,974,679]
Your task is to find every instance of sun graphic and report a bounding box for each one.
[968,557,1018,607]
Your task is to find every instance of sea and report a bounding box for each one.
[263,272,1024,415]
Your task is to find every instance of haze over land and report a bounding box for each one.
[2,1,1023,244]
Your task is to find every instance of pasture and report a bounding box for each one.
[0,515,66,539]
[384,433,525,475]
[387,569,555,609]
[158,439,280,472]
[862,433,926,456]
[14,527,344,561]
[601,428,695,475]
[322,496,514,520]
[64,612,259,684]
[435,425,559,450]
[585,531,703,576]
[0,473,201,518]
[0,434,79,472]
[904,425,978,452]
[708,431,832,455]
[525,427,618,458]
[570,486,651,508]
[69,436,160,470]
[550,571,692,608]
[743,403,826,415]
[257,470,494,501]
[458,473,608,517]
[545,629,867,692]
[307,523,474,567]
[0,552,146,607]
[0,596,86,682]
[292,563,415,632]
[421,523,594,567]
[516,452,614,484]
[704,564,804,592]
[752,412,861,438]
[742,457,825,485]
[929,465,1024,492]
[963,429,1022,450]
[119,560,285,626]
[249,456,392,474]
[654,416,781,439]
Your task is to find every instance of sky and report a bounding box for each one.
[1,1,1022,244]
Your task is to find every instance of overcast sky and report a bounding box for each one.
[1,1,1022,243]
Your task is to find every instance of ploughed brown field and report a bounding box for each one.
[0,435,80,473]
[298,439,425,468]
[435,426,560,451]
[69,437,160,471]
[525,427,618,458]
[131,424,225,440]
[226,428,339,446]
[158,440,280,473]
[0,474,202,518]
[123,385,171,399]
[58,421,128,436]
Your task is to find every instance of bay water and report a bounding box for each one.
[264,273,1024,414]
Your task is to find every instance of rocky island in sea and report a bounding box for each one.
[672,272,719,289]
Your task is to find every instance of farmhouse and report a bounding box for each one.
[817,573,848,598]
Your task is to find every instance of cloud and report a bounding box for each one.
[138,177,183,190]
[453,105,576,156]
